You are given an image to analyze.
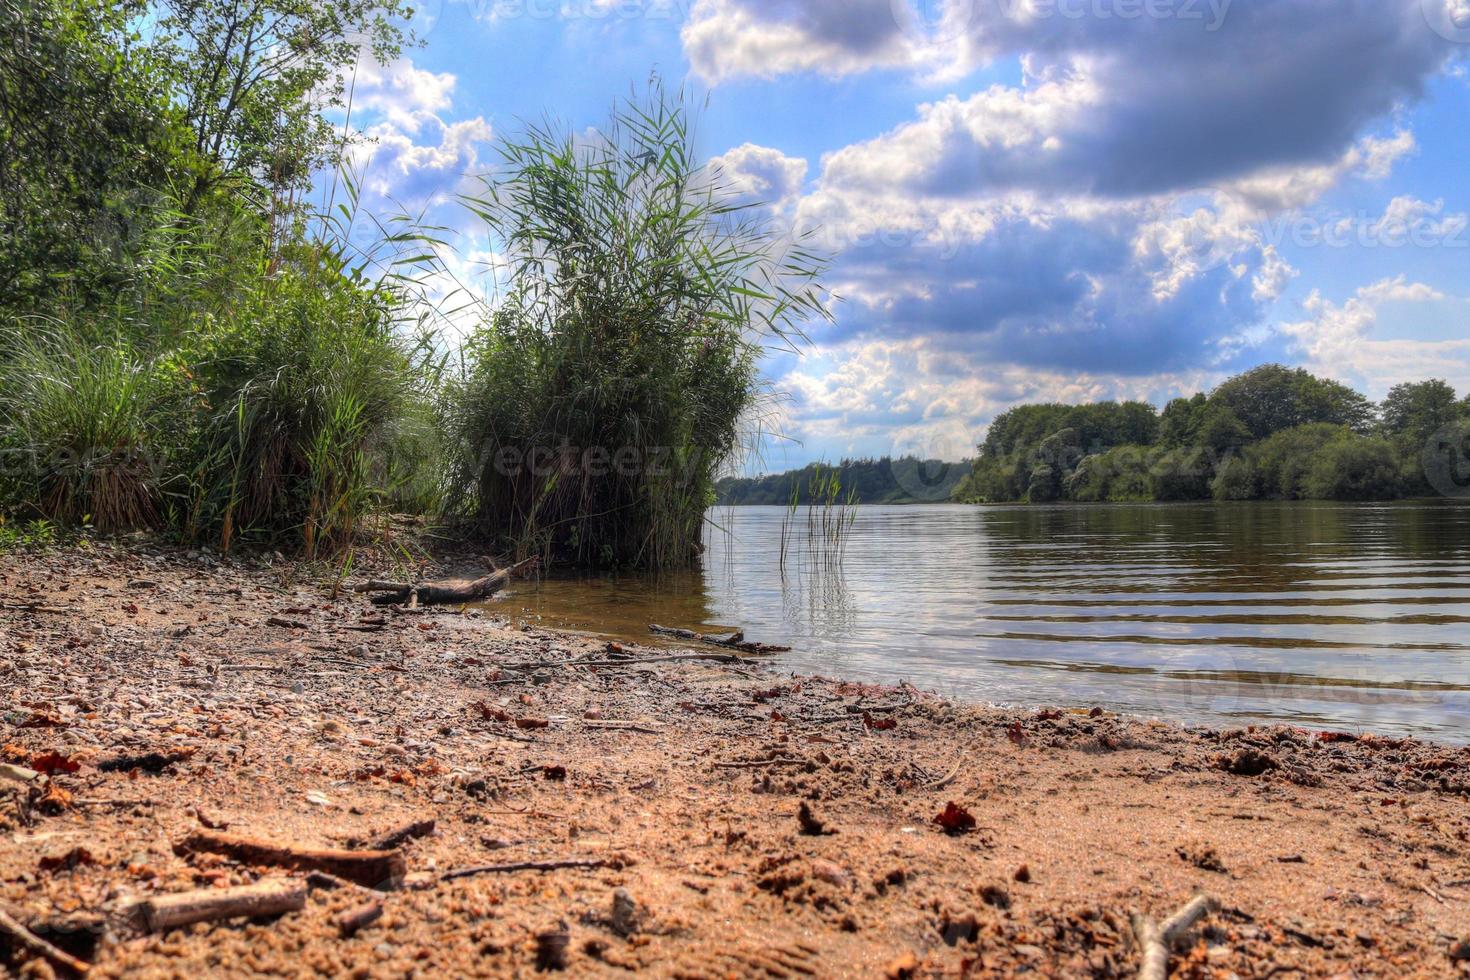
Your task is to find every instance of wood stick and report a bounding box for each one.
[1131,894,1216,980]
[649,623,790,654]
[711,758,806,769]
[365,819,435,851]
[132,880,306,932]
[0,905,90,974]
[175,832,405,889]
[441,858,611,882]
[336,901,384,938]
[583,720,661,734]
[351,558,537,607]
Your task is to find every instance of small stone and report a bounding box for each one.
[610,888,639,936]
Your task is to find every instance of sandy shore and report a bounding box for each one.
[2,541,1469,977]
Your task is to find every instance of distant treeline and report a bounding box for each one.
[716,457,970,505]
[951,365,1470,504]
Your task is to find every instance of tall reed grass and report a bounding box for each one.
[442,86,828,569]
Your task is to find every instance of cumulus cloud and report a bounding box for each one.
[1279,277,1469,394]
[688,1,1453,197]
[682,0,928,81]
[709,143,809,210]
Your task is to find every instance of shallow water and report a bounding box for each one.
[491,502,1470,740]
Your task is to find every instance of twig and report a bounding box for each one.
[130,879,306,932]
[649,623,790,654]
[0,904,90,974]
[0,602,69,614]
[583,721,661,734]
[927,760,963,790]
[1131,894,1216,980]
[336,901,384,938]
[711,757,806,769]
[364,819,435,851]
[441,858,611,882]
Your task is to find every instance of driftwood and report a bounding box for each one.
[352,558,537,607]
[131,880,306,932]
[1131,894,1217,980]
[648,624,790,654]
[0,904,91,974]
[175,831,405,889]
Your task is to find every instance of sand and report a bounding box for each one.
[1,540,1468,977]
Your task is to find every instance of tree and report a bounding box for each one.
[1381,379,1460,445]
[0,0,184,309]
[1210,364,1375,440]
[157,0,413,209]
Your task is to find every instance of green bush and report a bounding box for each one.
[1303,434,1401,500]
[444,89,827,568]
[1246,423,1346,499]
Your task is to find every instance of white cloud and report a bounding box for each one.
[709,143,808,209]
[1279,278,1467,395]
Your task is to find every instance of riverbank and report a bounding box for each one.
[2,543,1468,977]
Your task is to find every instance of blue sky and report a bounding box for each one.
[340,0,1470,472]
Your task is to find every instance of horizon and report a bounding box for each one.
[334,1,1470,474]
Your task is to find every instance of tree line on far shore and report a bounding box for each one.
[715,457,969,505]
[950,366,1470,504]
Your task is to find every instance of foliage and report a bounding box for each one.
[0,0,186,311]
[957,368,1454,505]
[1209,364,1375,440]
[156,0,413,208]
[715,457,969,505]
[444,86,829,568]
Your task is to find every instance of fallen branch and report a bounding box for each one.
[175,832,405,889]
[0,602,69,614]
[130,880,306,932]
[1131,894,1217,980]
[352,558,537,607]
[441,858,611,882]
[0,904,90,974]
[649,624,790,654]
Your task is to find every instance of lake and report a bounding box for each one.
[493,502,1470,741]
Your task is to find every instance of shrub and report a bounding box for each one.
[444,88,827,568]
[1303,434,1401,501]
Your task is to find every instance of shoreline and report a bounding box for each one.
[2,542,1468,977]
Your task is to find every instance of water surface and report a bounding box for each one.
[494,502,1470,740]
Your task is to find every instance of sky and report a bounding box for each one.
[337,0,1470,472]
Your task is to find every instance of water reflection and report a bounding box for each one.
[492,502,1470,741]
